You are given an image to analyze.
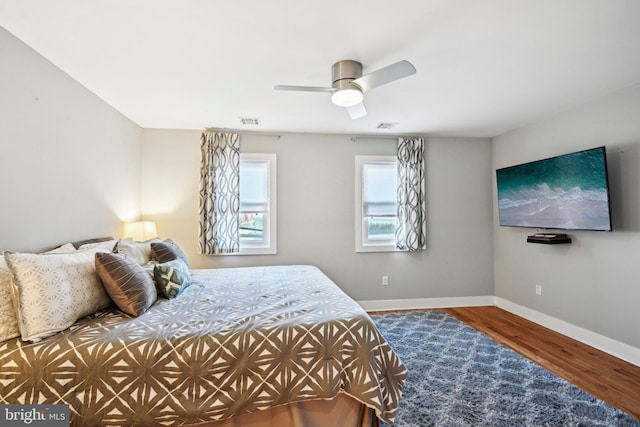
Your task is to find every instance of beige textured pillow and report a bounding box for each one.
[114,238,161,265]
[4,251,112,342]
[95,252,157,317]
[0,256,20,342]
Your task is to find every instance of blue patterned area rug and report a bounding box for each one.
[370,310,639,426]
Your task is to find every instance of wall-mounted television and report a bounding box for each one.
[496,146,612,231]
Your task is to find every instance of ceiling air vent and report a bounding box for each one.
[239,117,261,125]
[376,122,398,129]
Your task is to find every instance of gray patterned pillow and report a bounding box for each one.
[4,251,112,342]
[95,252,157,317]
[140,261,158,283]
[154,259,191,299]
[114,238,161,265]
[0,256,20,342]
[150,239,190,268]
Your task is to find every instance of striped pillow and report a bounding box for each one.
[95,252,157,317]
[150,239,190,268]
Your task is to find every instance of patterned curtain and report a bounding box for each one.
[199,132,241,254]
[396,137,426,251]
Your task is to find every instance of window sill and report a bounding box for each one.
[210,248,277,256]
[356,244,405,253]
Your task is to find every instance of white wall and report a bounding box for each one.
[0,27,142,252]
[141,130,494,301]
[493,83,640,349]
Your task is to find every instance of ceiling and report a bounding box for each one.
[2,0,640,138]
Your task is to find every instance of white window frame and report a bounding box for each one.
[237,153,277,255]
[355,155,402,253]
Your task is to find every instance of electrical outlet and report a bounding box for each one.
[535,285,542,295]
[382,275,389,286]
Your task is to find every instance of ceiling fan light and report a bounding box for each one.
[331,88,363,107]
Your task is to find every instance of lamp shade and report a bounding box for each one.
[123,221,158,241]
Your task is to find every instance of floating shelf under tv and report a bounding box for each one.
[527,233,572,244]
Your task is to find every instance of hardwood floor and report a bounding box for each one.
[442,306,640,421]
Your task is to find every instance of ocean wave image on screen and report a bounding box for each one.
[496,148,611,231]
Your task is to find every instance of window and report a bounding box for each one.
[355,155,399,252]
[239,153,277,254]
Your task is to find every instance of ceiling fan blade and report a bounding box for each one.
[350,60,416,92]
[274,85,334,93]
[346,102,367,119]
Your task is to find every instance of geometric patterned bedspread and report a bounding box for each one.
[0,265,407,426]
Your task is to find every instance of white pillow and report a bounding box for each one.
[114,238,161,265]
[1,243,78,343]
[77,239,118,253]
[0,256,20,342]
[43,242,77,254]
[4,251,112,342]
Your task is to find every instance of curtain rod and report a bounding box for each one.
[202,129,424,142]
[204,128,281,140]
[350,135,425,142]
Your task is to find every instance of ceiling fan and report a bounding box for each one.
[274,59,416,119]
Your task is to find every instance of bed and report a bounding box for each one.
[0,262,406,426]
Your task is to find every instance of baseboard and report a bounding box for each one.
[357,296,495,312]
[496,297,640,367]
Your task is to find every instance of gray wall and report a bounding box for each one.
[141,130,494,301]
[0,27,142,252]
[4,18,637,356]
[493,83,640,349]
